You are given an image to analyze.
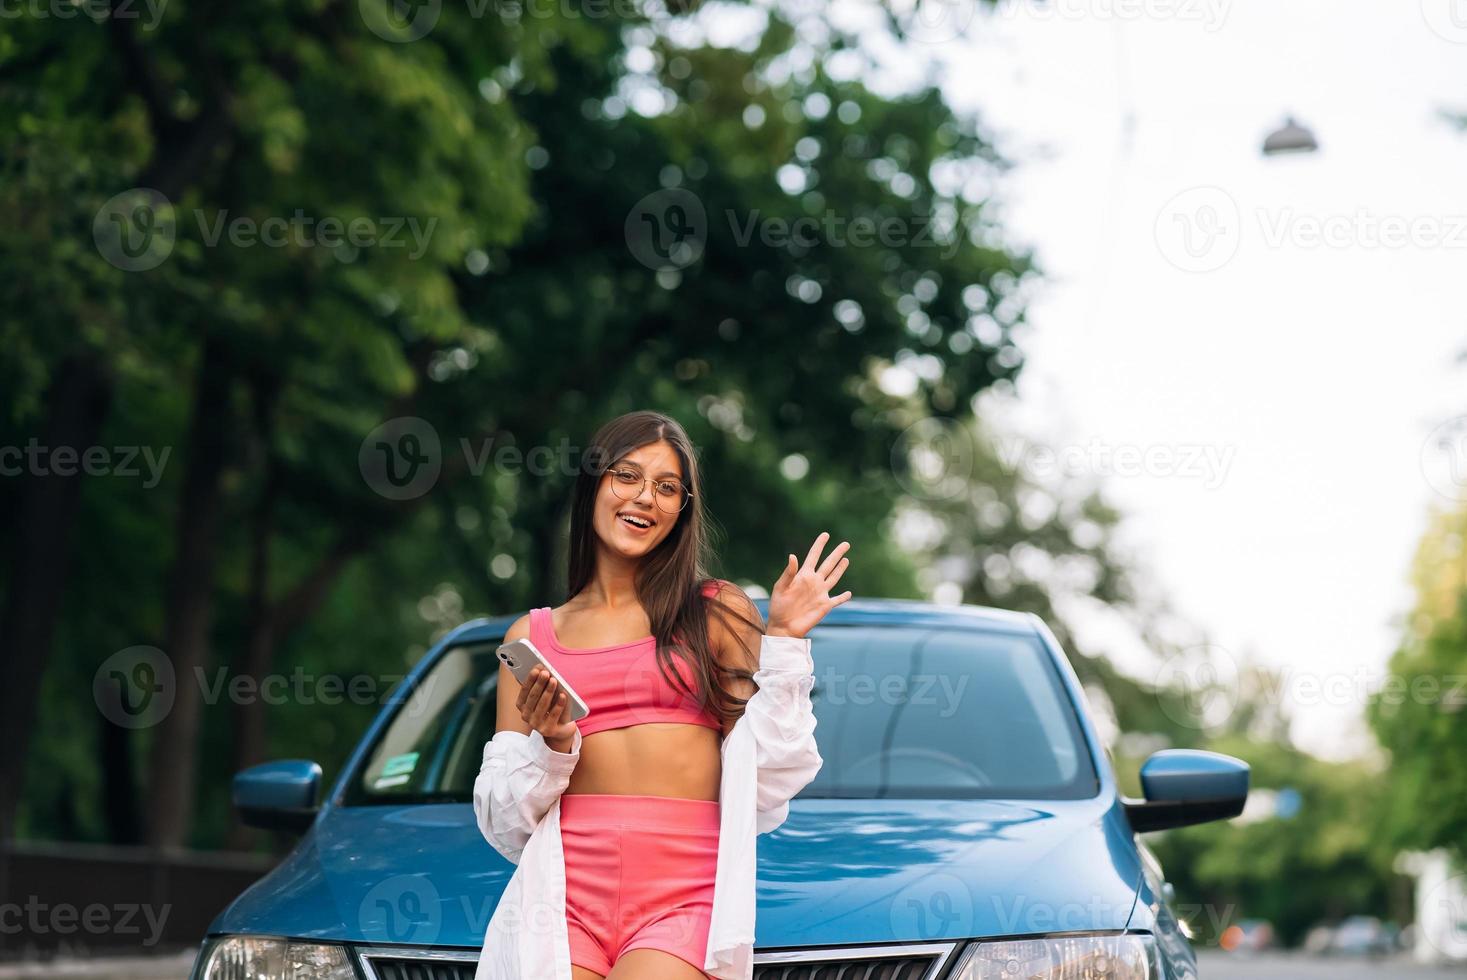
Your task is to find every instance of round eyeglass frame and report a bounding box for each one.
[605,466,693,514]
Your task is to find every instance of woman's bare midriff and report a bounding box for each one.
[565,722,723,800]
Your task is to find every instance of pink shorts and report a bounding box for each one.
[559,792,720,977]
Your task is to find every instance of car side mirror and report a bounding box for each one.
[234,760,322,832]
[1123,749,1249,833]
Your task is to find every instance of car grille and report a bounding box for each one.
[358,942,958,980]
[750,942,959,980]
[752,954,939,979]
[358,952,477,980]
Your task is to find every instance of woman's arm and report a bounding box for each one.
[472,723,581,864]
[742,631,822,831]
[471,613,581,864]
[710,534,850,829]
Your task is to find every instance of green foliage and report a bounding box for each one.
[1369,503,1467,865]
[0,0,1044,849]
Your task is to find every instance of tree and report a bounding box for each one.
[3,0,1042,850]
[1369,501,1467,866]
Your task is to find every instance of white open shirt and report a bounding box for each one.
[471,633,822,980]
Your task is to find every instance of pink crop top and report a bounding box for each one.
[527,579,728,737]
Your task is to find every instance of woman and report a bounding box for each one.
[472,410,849,980]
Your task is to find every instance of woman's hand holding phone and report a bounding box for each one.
[517,665,578,753]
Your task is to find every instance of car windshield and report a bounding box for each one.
[341,623,1099,806]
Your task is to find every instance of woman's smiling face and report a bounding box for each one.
[594,440,685,559]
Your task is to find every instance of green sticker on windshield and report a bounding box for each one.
[381,752,419,778]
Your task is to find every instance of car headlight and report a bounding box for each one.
[191,936,355,980]
[951,933,1162,979]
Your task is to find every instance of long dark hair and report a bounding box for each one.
[565,410,762,727]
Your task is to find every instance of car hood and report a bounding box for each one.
[213,796,1142,949]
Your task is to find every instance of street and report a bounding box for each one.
[1198,952,1467,978]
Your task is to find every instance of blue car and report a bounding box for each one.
[198,599,1249,980]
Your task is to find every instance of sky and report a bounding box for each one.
[687,0,1467,758]
[900,0,1467,757]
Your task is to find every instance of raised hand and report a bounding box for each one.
[767,531,852,639]
[517,665,578,753]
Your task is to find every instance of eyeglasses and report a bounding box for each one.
[606,466,693,514]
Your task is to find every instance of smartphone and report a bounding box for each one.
[496,638,590,722]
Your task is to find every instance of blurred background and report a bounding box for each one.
[3,0,1467,975]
